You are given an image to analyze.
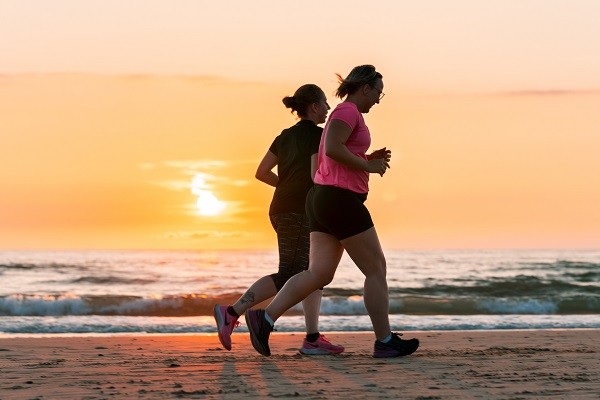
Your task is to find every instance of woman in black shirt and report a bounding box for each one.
[214,84,344,355]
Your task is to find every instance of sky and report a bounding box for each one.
[1,0,599,250]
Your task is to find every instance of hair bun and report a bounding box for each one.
[282,84,325,118]
[282,95,297,109]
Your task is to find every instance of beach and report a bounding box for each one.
[1,329,598,399]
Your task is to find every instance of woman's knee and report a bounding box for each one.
[355,255,387,279]
[307,267,334,287]
[270,271,293,291]
[368,258,387,277]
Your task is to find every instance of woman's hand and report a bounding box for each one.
[366,147,391,176]
[367,147,391,162]
[366,157,390,176]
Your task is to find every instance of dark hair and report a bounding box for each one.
[282,84,325,118]
[335,65,383,99]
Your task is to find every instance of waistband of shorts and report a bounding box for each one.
[313,184,368,199]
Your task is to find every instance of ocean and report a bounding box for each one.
[1,249,598,335]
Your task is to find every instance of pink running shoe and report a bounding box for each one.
[213,304,239,350]
[299,334,345,355]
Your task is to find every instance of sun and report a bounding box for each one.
[191,174,225,216]
[195,191,225,216]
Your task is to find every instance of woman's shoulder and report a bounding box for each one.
[276,122,321,142]
[331,102,360,118]
[333,102,358,112]
[289,120,323,135]
[330,102,361,127]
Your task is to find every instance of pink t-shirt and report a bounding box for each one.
[314,102,371,193]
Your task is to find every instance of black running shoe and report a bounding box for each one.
[245,309,273,356]
[373,332,419,358]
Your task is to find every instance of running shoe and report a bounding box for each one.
[373,332,419,358]
[213,304,239,351]
[245,309,273,356]
[299,334,345,355]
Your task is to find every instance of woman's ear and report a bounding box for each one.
[362,84,370,96]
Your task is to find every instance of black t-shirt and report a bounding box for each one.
[268,120,322,215]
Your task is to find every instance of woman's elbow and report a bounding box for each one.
[324,146,338,159]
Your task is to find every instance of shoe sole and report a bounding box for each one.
[245,312,270,356]
[213,305,231,351]
[299,347,344,355]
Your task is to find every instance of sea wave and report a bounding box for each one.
[389,276,599,297]
[68,276,158,285]
[530,260,600,271]
[1,292,597,317]
[0,262,90,272]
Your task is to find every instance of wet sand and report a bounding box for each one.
[1,329,598,399]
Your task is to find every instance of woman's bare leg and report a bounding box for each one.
[301,289,323,334]
[231,276,277,316]
[341,227,391,341]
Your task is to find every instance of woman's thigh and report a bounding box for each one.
[308,231,344,284]
[341,227,386,277]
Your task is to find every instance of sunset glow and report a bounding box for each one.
[1,1,599,250]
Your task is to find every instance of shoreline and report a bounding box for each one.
[1,329,598,399]
[1,326,598,338]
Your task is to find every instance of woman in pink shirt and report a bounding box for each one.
[246,65,419,358]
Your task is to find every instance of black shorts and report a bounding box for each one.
[306,184,374,240]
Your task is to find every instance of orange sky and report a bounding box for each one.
[1,1,599,250]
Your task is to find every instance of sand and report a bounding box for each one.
[0,329,598,399]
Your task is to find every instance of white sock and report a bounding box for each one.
[382,333,393,343]
[264,311,275,327]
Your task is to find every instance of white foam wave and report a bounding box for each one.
[0,294,91,316]
[478,299,559,314]
[292,296,406,315]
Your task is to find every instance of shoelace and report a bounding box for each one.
[378,332,404,343]
[319,335,332,343]
[225,316,240,329]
